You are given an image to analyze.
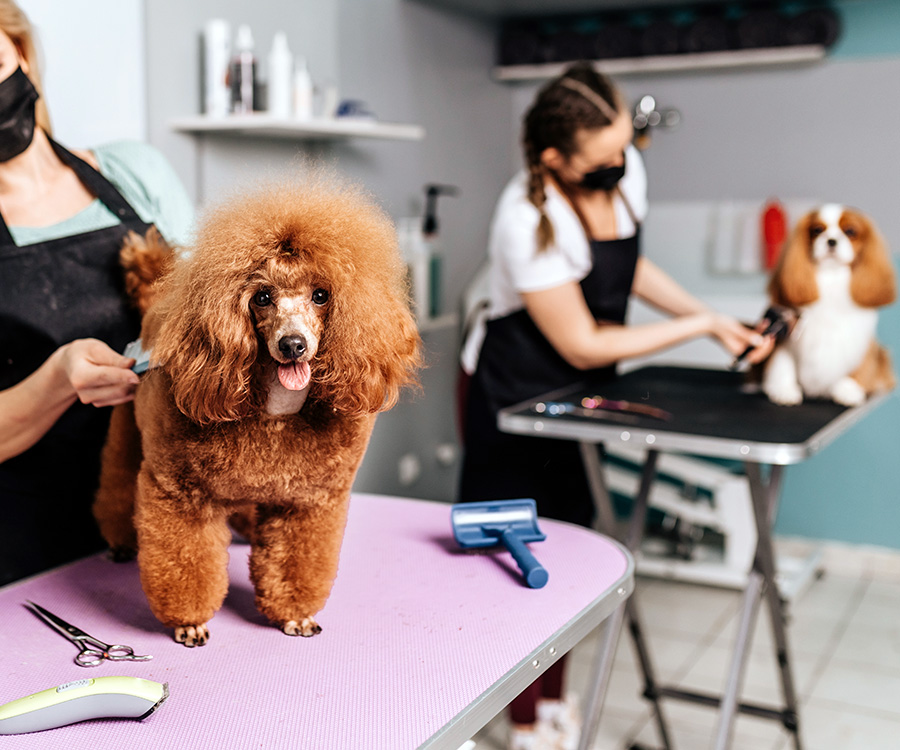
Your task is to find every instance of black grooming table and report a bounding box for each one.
[498,365,890,750]
[499,365,885,465]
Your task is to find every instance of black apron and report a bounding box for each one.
[0,139,150,584]
[459,221,640,528]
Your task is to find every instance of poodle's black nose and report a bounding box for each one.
[278,335,307,360]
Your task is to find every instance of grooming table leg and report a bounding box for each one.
[579,443,674,750]
[746,464,803,750]
[711,464,803,750]
[577,606,625,750]
[710,570,765,750]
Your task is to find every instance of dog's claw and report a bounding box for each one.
[174,624,210,647]
[282,618,322,637]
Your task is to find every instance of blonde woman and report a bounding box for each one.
[0,0,192,583]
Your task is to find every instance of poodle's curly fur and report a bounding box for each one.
[93,174,422,646]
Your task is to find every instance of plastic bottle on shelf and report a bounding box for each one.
[202,19,230,117]
[293,57,313,120]
[421,184,459,319]
[397,217,431,321]
[267,32,293,119]
[230,24,257,114]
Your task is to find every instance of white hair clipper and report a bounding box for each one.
[0,676,168,734]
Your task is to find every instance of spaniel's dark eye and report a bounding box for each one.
[843,226,858,239]
[809,225,825,239]
[252,289,272,307]
[312,288,330,306]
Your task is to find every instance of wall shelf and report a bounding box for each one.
[494,44,826,81]
[170,115,426,142]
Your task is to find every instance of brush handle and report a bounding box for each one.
[500,529,548,588]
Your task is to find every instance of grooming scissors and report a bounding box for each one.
[25,601,152,668]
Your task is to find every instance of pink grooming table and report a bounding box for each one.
[0,494,632,750]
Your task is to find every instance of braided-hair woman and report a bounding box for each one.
[458,62,772,750]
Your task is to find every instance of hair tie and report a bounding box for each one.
[559,77,618,122]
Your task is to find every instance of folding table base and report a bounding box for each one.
[579,442,804,750]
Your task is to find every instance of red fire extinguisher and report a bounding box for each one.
[762,200,787,270]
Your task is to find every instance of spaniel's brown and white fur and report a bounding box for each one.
[764,204,896,406]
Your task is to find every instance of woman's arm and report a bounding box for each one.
[522,281,766,371]
[0,339,139,463]
[632,257,711,317]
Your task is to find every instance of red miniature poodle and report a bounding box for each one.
[93,175,422,647]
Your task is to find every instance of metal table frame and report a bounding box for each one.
[499,368,886,750]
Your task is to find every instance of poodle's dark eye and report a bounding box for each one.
[312,288,330,306]
[252,289,272,307]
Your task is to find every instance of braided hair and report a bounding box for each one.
[522,62,621,251]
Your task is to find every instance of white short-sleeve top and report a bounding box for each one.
[489,142,647,318]
[461,144,648,374]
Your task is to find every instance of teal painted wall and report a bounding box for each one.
[770,1,900,548]
[831,0,900,58]
[774,263,900,548]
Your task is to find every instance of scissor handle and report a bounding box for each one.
[75,648,106,667]
[74,643,152,667]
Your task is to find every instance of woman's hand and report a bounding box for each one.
[0,339,139,463]
[706,313,774,363]
[56,338,140,407]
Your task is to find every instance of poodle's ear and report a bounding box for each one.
[851,218,897,308]
[314,274,423,416]
[768,213,819,308]
[149,281,259,424]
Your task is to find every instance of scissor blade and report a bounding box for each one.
[24,601,85,641]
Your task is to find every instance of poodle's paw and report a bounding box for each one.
[174,624,210,647]
[107,546,137,563]
[282,617,322,637]
[763,379,803,406]
[831,377,866,407]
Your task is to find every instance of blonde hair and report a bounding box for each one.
[0,0,51,134]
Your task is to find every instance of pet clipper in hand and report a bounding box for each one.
[0,676,168,734]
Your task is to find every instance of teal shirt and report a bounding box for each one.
[8,140,194,248]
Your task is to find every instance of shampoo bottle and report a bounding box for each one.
[267,32,293,119]
[230,24,257,114]
[293,57,313,120]
[202,19,230,117]
[397,217,430,320]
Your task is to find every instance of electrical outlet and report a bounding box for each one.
[398,454,421,486]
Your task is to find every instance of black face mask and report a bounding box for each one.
[580,154,626,192]
[0,66,39,162]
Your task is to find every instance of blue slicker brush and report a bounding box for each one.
[451,499,548,588]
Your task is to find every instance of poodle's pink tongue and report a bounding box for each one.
[277,361,311,391]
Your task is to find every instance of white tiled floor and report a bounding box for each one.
[472,550,900,750]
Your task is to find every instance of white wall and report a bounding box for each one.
[19,0,146,146]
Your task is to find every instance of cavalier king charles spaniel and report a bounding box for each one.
[763,204,896,406]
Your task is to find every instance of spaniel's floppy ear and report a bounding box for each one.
[768,212,819,308]
[148,271,260,424]
[851,217,896,308]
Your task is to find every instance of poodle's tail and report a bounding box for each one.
[120,226,176,316]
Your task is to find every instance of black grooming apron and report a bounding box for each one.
[459,224,640,527]
[0,140,150,584]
